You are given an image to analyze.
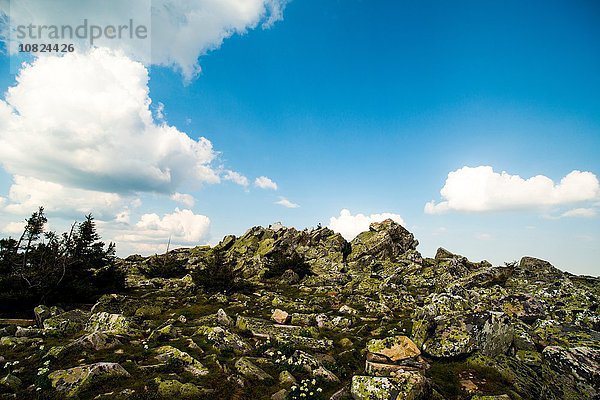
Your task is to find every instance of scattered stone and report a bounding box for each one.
[339,305,359,315]
[271,309,290,324]
[216,308,234,327]
[279,370,296,386]
[367,336,420,362]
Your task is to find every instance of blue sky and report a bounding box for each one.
[0,0,599,274]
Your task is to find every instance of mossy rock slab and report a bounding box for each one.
[350,373,429,400]
[48,362,130,397]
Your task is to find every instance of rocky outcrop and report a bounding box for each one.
[1,221,598,399]
[348,219,419,270]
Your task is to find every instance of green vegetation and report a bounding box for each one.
[192,250,244,293]
[0,207,124,313]
[139,253,187,279]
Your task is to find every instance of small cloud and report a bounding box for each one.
[170,192,195,208]
[329,209,405,241]
[115,209,130,224]
[476,233,493,240]
[255,176,278,190]
[155,102,166,122]
[224,170,249,188]
[425,166,600,214]
[560,208,597,218]
[3,221,25,234]
[275,196,299,209]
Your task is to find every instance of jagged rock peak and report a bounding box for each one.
[348,219,419,264]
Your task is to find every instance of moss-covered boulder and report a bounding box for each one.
[48,362,130,397]
[43,309,90,336]
[350,373,429,400]
[415,312,514,358]
[0,374,21,392]
[34,305,64,327]
[155,378,202,399]
[86,312,134,335]
[154,345,208,376]
[195,326,251,354]
[234,357,273,382]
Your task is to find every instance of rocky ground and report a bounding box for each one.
[0,219,598,399]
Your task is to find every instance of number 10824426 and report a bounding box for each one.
[18,43,75,53]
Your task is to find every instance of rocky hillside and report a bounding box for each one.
[0,219,598,399]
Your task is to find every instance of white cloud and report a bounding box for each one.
[476,233,493,241]
[224,170,249,188]
[425,166,600,214]
[3,221,25,235]
[155,102,166,122]
[3,175,127,219]
[2,0,287,81]
[0,48,220,201]
[255,176,278,190]
[170,192,195,207]
[114,208,210,251]
[275,196,299,209]
[329,209,405,241]
[561,208,597,218]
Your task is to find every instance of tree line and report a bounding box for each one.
[0,207,124,313]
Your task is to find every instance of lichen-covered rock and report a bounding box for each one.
[155,378,202,399]
[148,324,180,341]
[0,335,43,348]
[348,219,419,269]
[14,326,43,338]
[367,336,421,362]
[351,373,429,400]
[86,312,133,334]
[235,357,273,382]
[415,312,513,358]
[48,362,130,397]
[75,331,122,351]
[0,374,21,392]
[134,304,162,318]
[216,308,234,327]
[34,305,64,327]
[195,326,251,353]
[154,345,208,376]
[541,346,599,399]
[43,309,90,336]
[513,256,565,282]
